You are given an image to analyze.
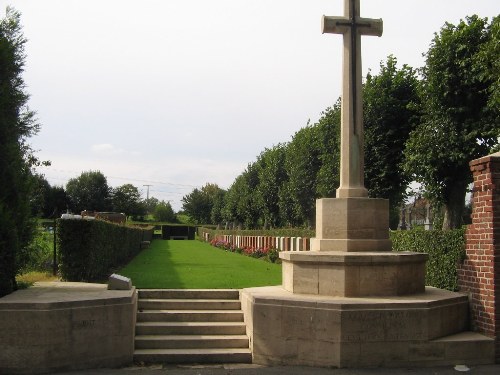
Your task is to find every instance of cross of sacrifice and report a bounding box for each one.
[322,0,383,198]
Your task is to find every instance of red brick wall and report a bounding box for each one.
[458,153,500,362]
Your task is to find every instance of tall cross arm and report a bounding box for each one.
[322,15,383,37]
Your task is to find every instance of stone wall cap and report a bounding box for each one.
[0,281,136,310]
[242,285,467,309]
[469,151,500,166]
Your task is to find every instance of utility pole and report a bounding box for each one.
[143,184,152,200]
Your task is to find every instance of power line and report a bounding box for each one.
[36,166,199,188]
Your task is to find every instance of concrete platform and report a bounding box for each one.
[0,282,137,374]
[241,286,495,368]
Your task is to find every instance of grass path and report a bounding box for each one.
[118,240,282,289]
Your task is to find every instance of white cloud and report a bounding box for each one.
[90,143,132,156]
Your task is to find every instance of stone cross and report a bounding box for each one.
[322,0,383,198]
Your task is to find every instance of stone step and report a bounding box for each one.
[138,299,241,311]
[133,348,252,364]
[136,321,247,336]
[137,310,244,323]
[135,335,249,349]
[138,289,240,300]
[423,331,495,366]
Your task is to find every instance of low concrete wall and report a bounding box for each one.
[0,282,137,374]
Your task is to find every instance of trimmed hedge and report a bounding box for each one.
[391,228,466,291]
[57,219,153,282]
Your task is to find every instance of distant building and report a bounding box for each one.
[398,197,432,230]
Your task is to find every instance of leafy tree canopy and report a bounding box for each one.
[182,183,225,225]
[66,170,110,213]
[404,15,499,229]
[364,56,421,228]
[110,183,145,218]
[154,200,176,223]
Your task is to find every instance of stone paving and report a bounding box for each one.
[59,363,500,375]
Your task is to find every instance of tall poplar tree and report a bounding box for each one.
[0,8,42,296]
[404,16,499,229]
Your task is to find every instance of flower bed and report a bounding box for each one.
[209,238,280,263]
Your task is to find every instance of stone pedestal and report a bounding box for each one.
[281,198,427,298]
[312,198,391,252]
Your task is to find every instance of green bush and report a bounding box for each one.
[21,228,54,273]
[391,228,466,291]
[57,219,153,282]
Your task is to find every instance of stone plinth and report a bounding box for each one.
[241,286,495,368]
[281,251,427,297]
[0,282,137,374]
[311,198,391,252]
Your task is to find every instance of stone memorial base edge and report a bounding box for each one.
[241,286,495,368]
[280,251,428,297]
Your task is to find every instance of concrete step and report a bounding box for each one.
[134,289,250,365]
[138,299,241,311]
[137,310,244,323]
[426,331,495,365]
[134,348,252,364]
[138,289,240,300]
[135,335,249,349]
[136,322,247,336]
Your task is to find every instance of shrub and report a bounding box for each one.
[57,219,153,282]
[391,228,466,291]
[21,227,54,273]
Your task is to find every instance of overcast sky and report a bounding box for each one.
[5,0,499,211]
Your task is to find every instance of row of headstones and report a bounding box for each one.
[202,232,311,252]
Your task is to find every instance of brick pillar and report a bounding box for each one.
[458,152,500,363]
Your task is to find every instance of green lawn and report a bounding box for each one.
[118,240,282,289]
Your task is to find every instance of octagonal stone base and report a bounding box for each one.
[241,286,495,368]
[280,251,428,297]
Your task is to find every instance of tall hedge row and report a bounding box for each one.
[390,228,466,291]
[57,219,153,282]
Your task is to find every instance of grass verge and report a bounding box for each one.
[16,271,58,289]
[118,240,282,289]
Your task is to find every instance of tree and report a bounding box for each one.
[315,103,341,199]
[0,7,42,296]
[181,183,225,224]
[32,175,68,218]
[110,184,144,218]
[404,16,499,229]
[154,200,176,222]
[210,188,226,227]
[284,124,322,228]
[66,171,110,213]
[222,166,261,229]
[144,197,159,214]
[255,145,287,229]
[364,56,421,228]
[475,16,500,115]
